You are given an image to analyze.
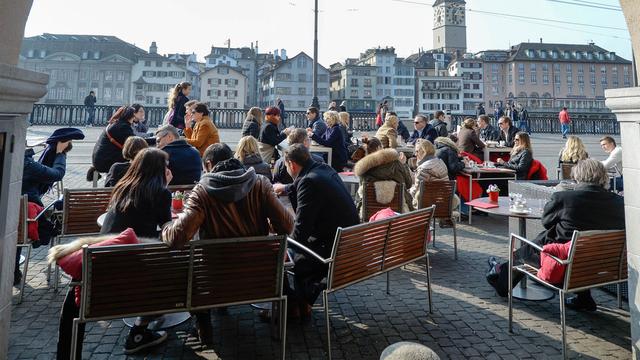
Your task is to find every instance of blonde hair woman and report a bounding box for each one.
[410,139,459,215]
[375,114,399,148]
[242,107,263,139]
[496,132,533,179]
[235,135,272,180]
[337,111,353,147]
[559,135,589,165]
[307,110,348,171]
[166,81,191,129]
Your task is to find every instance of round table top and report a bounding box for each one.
[471,196,543,220]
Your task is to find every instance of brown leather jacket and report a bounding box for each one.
[162,168,293,249]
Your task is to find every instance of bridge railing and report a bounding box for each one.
[28,104,619,134]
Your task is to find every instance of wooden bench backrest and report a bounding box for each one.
[329,207,435,292]
[363,181,404,221]
[82,243,190,320]
[566,230,627,291]
[560,163,575,180]
[17,195,28,244]
[189,236,287,309]
[383,206,434,270]
[63,188,112,235]
[418,180,455,219]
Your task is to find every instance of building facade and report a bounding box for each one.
[448,53,483,112]
[200,65,248,109]
[131,42,192,107]
[19,33,144,105]
[477,42,632,112]
[329,60,378,112]
[259,52,330,111]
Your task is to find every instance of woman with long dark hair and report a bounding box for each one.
[167,82,191,129]
[101,148,173,238]
[91,104,140,174]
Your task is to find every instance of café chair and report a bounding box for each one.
[417,180,458,259]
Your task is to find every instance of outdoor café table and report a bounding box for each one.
[467,196,555,301]
[483,145,512,163]
[310,143,332,167]
[96,212,192,330]
[461,166,517,225]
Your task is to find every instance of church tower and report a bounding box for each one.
[432,0,467,53]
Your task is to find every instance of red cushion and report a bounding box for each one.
[537,241,572,284]
[58,228,139,280]
[527,159,549,180]
[27,202,44,240]
[369,207,398,222]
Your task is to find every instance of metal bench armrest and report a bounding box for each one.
[287,237,332,264]
[29,201,57,222]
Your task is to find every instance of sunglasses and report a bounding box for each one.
[414,121,422,124]
[514,138,521,142]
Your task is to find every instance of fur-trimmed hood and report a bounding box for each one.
[435,136,459,153]
[47,234,156,264]
[354,148,399,176]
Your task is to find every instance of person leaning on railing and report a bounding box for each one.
[487,159,625,311]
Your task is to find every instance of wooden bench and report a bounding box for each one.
[508,229,627,359]
[288,206,435,360]
[69,235,288,360]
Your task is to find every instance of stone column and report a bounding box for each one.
[606,87,640,356]
[0,64,48,356]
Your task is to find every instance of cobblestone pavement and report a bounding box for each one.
[7,127,630,359]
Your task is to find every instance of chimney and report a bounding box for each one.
[540,38,543,44]
[281,49,287,60]
[149,41,158,54]
[274,49,279,60]
[255,40,259,55]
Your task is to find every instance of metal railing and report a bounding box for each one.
[28,104,619,134]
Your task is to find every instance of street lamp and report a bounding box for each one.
[311,0,320,109]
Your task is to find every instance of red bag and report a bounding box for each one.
[375,113,383,127]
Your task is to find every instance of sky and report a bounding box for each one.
[24,0,632,65]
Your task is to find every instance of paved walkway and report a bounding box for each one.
[7,126,630,359]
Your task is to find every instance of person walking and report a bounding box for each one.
[519,105,530,134]
[559,106,571,139]
[276,98,287,129]
[83,91,96,127]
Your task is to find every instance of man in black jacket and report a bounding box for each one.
[497,116,520,147]
[91,112,135,173]
[487,159,625,311]
[84,91,96,126]
[284,144,359,316]
[155,125,202,185]
[429,110,448,138]
[409,115,438,144]
[478,115,499,141]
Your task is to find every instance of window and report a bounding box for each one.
[350,89,358,98]
[298,87,306,95]
[350,78,359,87]
[554,74,561,84]
[543,73,549,85]
[578,75,584,84]
[93,51,100,59]
[40,50,47,58]
[531,71,537,84]
[590,73,596,85]
[275,87,291,95]
[116,71,125,81]
[156,61,162,67]
[91,71,100,81]
[275,73,292,81]
[104,71,113,81]
[298,73,306,82]
[79,71,88,81]
[364,89,371,98]
[297,57,308,68]
[115,87,124,100]
[144,60,151,66]
[217,67,229,75]
[103,88,112,101]
[566,64,572,73]
[473,84,480,90]
[364,78,372,87]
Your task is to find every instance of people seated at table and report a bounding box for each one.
[487,159,626,311]
[273,128,324,187]
[308,110,348,172]
[478,115,500,142]
[457,117,485,160]
[558,135,589,166]
[409,115,438,145]
[259,106,291,164]
[354,137,414,220]
[91,105,136,173]
[600,135,623,191]
[434,136,465,180]
[409,139,449,208]
[429,110,449,138]
[162,143,294,330]
[104,136,148,187]
[235,135,272,181]
[306,106,327,138]
[496,132,533,180]
[155,124,202,186]
[241,106,263,139]
[101,148,172,238]
[283,144,359,318]
[375,113,400,148]
[184,102,219,156]
[497,116,520,147]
